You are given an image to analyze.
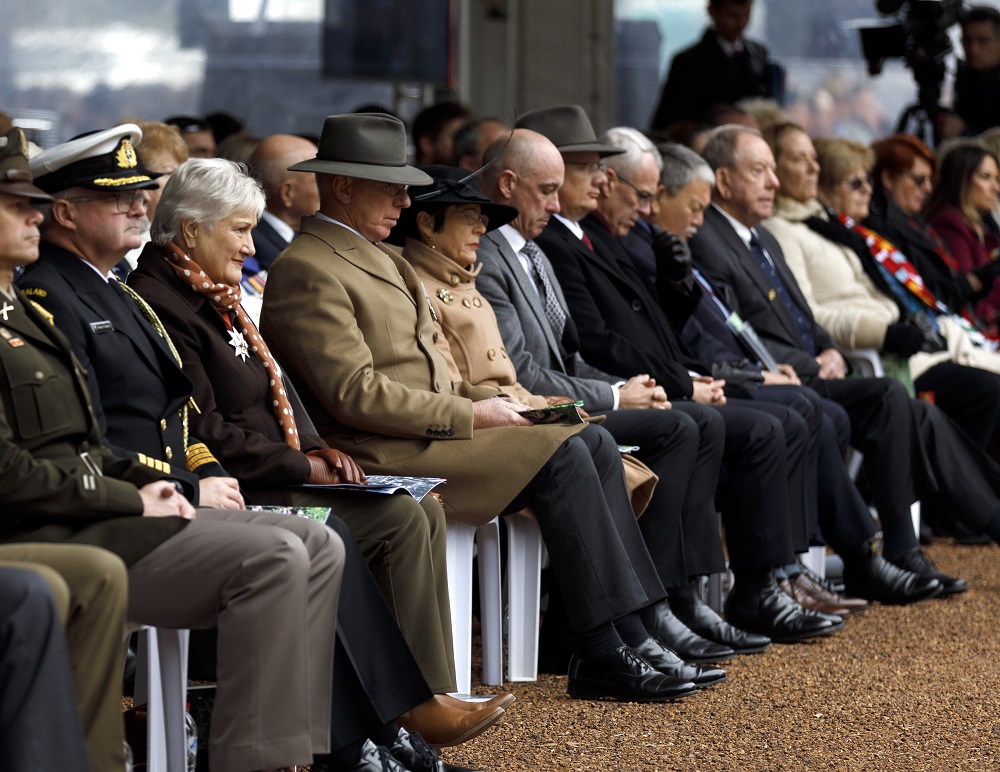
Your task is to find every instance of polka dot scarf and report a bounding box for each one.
[161,241,300,449]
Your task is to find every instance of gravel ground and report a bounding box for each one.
[440,542,1000,772]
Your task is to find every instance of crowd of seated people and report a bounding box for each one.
[10,21,1000,769]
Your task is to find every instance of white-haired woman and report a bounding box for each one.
[127,158,510,768]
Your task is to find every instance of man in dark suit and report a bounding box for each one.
[0,123,344,772]
[650,0,780,131]
[19,124,241,511]
[246,133,320,277]
[690,124,1000,593]
[638,141,940,607]
[479,110,766,658]
[486,112,840,644]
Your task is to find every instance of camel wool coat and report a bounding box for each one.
[260,217,584,526]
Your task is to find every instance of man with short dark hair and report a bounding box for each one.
[411,101,471,165]
[941,6,1000,137]
[650,0,780,130]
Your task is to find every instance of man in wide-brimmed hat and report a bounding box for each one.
[262,113,707,704]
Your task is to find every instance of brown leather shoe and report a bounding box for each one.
[784,573,867,616]
[397,695,505,747]
[437,692,516,712]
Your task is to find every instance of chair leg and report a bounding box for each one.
[505,516,542,682]
[136,627,189,772]
[446,521,476,695]
[477,519,503,686]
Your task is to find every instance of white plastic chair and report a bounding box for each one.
[133,626,190,772]
[845,348,885,377]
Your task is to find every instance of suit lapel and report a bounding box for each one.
[705,207,804,344]
[485,231,564,366]
[299,218,418,310]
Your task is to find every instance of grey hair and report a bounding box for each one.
[150,157,265,246]
[659,143,715,195]
[600,126,662,177]
[701,124,764,172]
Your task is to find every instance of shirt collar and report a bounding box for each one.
[498,223,527,254]
[712,202,755,248]
[552,213,584,240]
[261,210,296,245]
[314,212,370,243]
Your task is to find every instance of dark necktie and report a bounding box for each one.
[747,231,815,354]
[521,240,567,341]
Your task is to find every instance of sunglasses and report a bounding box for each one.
[843,176,873,191]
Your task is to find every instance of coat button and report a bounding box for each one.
[433,381,441,392]
[34,370,44,380]
[426,428,434,436]
[462,298,473,308]
[433,332,439,343]
[472,297,482,307]
[165,446,173,460]
[487,348,496,360]
[160,419,167,430]
[446,429,454,436]
[501,349,508,359]
[450,274,460,286]
[631,299,642,311]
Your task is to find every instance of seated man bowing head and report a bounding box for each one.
[260,112,699,703]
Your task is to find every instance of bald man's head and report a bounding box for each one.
[481,129,564,239]
[249,134,320,227]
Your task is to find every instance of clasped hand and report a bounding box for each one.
[306,448,368,485]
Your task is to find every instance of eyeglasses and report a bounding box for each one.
[843,175,872,191]
[613,171,655,205]
[905,172,932,188]
[61,191,147,213]
[449,209,489,227]
[565,161,608,176]
[381,182,409,197]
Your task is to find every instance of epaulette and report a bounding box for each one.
[28,300,55,325]
[186,442,219,472]
[136,452,172,474]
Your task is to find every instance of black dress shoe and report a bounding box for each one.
[725,575,842,643]
[888,547,968,596]
[668,584,772,655]
[842,545,943,605]
[645,600,735,663]
[633,636,728,687]
[567,645,699,702]
[313,739,409,772]
[386,730,480,772]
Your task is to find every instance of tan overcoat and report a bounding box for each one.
[260,218,584,525]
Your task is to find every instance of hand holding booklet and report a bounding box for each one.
[302,474,446,502]
[516,400,587,425]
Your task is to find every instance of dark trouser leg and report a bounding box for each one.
[601,407,725,587]
[292,489,456,693]
[911,399,1000,534]
[809,377,921,557]
[663,402,728,577]
[0,568,90,772]
[746,385,825,548]
[711,401,798,571]
[321,517,433,751]
[914,361,1000,449]
[505,424,665,633]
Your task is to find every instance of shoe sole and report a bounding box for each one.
[566,682,700,702]
[769,622,843,644]
[730,642,773,655]
[693,674,728,687]
[422,707,506,748]
[683,651,737,664]
[846,582,943,606]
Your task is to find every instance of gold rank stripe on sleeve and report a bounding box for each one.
[136,452,171,474]
[27,300,55,324]
[186,442,219,471]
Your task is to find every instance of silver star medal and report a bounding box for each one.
[228,327,249,361]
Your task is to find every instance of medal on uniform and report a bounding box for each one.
[0,302,12,321]
[228,327,249,361]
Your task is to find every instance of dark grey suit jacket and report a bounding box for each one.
[689,205,840,380]
[475,229,619,412]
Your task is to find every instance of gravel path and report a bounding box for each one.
[440,542,1000,772]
